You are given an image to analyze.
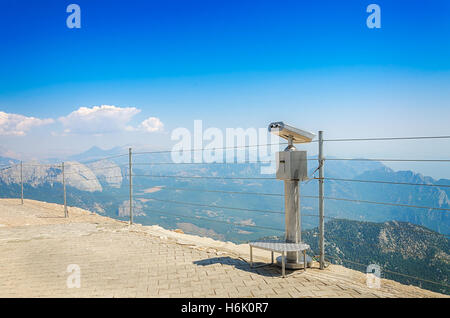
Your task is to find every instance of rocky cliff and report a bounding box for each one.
[88,159,123,188]
[0,161,102,192]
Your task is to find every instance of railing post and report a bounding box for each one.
[318,131,325,269]
[129,147,133,225]
[20,161,24,205]
[62,162,68,218]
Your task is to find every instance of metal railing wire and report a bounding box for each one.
[323,158,450,162]
[320,177,450,188]
[141,207,285,232]
[131,174,278,180]
[133,183,450,212]
[134,196,285,215]
[320,135,450,142]
[325,255,450,289]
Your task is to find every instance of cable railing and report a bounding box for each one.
[134,185,450,214]
[1,134,449,294]
[134,196,286,215]
[132,142,288,156]
[133,185,284,197]
[64,164,128,176]
[131,174,278,180]
[320,135,450,142]
[2,154,449,218]
[324,254,450,289]
[319,195,450,212]
[73,153,129,165]
[320,177,450,188]
[131,159,319,165]
[323,158,450,162]
[0,165,14,172]
[141,207,285,232]
[5,153,448,219]
[134,186,450,242]
[129,134,450,155]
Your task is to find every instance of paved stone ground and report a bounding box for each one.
[0,199,446,298]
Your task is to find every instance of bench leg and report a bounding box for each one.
[281,251,286,278]
[271,251,274,264]
[303,250,307,271]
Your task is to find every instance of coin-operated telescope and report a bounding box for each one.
[268,122,315,269]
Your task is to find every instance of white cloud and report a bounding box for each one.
[0,106,164,137]
[0,111,54,136]
[138,117,164,133]
[58,105,141,134]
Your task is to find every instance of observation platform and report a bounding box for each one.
[0,199,445,298]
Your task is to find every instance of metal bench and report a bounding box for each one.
[249,241,310,278]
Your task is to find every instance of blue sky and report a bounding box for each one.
[0,0,449,177]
